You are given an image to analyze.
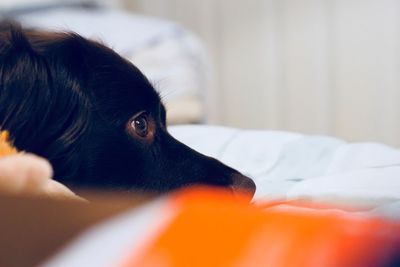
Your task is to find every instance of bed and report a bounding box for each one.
[31,125,400,267]
[170,125,400,215]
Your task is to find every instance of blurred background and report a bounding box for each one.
[1,0,399,146]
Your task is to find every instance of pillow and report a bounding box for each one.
[15,7,208,124]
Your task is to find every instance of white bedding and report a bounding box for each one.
[170,125,400,218]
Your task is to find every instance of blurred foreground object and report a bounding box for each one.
[41,188,400,267]
[0,131,17,156]
[0,131,83,201]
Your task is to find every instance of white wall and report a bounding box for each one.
[122,1,400,146]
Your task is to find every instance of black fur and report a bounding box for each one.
[0,22,256,195]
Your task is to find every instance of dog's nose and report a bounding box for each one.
[230,173,256,201]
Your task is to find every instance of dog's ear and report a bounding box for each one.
[0,23,94,184]
[0,21,52,147]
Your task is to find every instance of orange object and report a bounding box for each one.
[120,188,400,267]
[0,131,17,157]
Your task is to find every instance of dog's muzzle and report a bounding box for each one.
[230,173,256,201]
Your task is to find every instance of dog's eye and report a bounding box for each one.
[131,113,148,137]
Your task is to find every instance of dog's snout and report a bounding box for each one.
[230,173,256,201]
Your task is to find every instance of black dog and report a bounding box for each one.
[0,22,255,197]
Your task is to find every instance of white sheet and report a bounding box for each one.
[170,125,400,217]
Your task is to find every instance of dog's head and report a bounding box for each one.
[0,22,255,198]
